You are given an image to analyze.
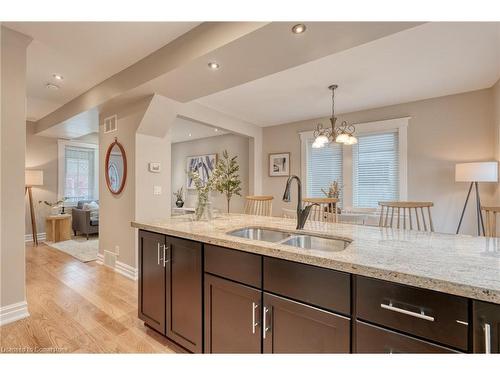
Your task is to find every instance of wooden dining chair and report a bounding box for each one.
[244,196,274,216]
[481,206,500,237]
[378,201,434,232]
[302,197,339,223]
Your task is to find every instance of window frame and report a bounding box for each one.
[300,117,409,211]
[57,139,99,206]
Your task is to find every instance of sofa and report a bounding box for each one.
[72,200,99,239]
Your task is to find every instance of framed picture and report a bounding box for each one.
[269,152,290,177]
[186,153,217,189]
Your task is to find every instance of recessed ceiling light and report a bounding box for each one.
[292,24,307,34]
[46,83,60,90]
[188,133,192,137]
[52,73,64,80]
[208,62,220,70]
[214,128,218,132]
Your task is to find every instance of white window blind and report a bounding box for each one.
[353,131,399,208]
[64,145,95,202]
[306,138,343,203]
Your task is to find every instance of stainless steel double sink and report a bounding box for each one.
[226,227,350,252]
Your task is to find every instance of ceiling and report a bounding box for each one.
[4,21,200,121]
[171,117,228,143]
[196,22,500,126]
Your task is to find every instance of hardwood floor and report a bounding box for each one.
[0,243,184,353]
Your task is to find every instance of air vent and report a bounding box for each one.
[103,115,117,134]
[103,250,117,268]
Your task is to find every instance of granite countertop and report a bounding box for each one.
[131,214,500,304]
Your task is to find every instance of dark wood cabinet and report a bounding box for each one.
[473,301,500,353]
[204,274,262,353]
[166,236,203,353]
[355,321,458,353]
[138,230,166,334]
[262,292,350,353]
[138,229,500,354]
[356,276,469,351]
[138,230,202,353]
[264,257,350,314]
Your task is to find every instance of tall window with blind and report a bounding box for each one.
[352,131,399,208]
[64,145,97,203]
[306,138,343,204]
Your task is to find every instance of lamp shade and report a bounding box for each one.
[25,170,44,186]
[455,162,498,182]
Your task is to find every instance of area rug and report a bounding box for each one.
[44,237,99,262]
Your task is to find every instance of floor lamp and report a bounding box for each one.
[456,162,498,236]
[25,170,44,246]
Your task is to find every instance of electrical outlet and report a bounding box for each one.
[114,245,120,255]
[154,185,162,195]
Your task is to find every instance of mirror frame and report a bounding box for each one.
[105,138,127,195]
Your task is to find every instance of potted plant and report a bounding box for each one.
[213,150,242,213]
[173,187,184,208]
[39,198,67,215]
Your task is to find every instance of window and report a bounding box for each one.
[305,137,343,202]
[300,117,408,210]
[353,131,399,208]
[58,140,98,204]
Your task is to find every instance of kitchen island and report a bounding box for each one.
[131,214,500,354]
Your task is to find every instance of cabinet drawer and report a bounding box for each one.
[356,276,469,351]
[473,300,500,353]
[263,257,350,314]
[205,244,262,288]
[356,321,459,353]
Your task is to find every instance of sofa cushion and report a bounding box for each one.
[77,200,100,209]
[90,219,99,226]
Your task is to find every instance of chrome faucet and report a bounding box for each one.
[282,175,318,230]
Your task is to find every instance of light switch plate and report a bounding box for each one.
[148,162,161,173]
[153,185,162,195]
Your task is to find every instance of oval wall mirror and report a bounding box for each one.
[105,139,127,195]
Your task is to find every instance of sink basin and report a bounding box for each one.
[227,227,290,243]
[282,235,349,252]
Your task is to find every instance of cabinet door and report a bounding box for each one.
[166,236,203,353]
[473,301,500,353]
[263,292,350,353]
[205,274,262,353]
[138,230,166,334]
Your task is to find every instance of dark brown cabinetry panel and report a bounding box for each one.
[263,257,350,314]
[166,236,203,353]
[263,292,350,353]
[473,300,500,353]
[204,274,262,353]
[205,244,262,288]
[356,276,469,351]
[138,230,166,334]
[355,321,459,353]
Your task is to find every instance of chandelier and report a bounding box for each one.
[312,84,357,148]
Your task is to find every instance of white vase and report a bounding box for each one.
[51,206,61,215]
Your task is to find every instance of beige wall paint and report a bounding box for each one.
[171,134,250,213]
[99,98,150,268]
[262,88,496,235]
[1,26,31,311]
[25,122,58,236]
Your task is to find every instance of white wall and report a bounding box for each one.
[1,26,31,322]
[171,134,250,213]
[262,88,497,235]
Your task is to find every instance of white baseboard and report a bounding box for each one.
[0,301,29,326]
[96,253,138,281]
[24,232,46,243]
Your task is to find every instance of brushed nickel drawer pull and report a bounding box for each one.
[380,302,435,322]
[484,323,491,354]
[456,320,468,326]
[263,306,270,339]
[162,245,169,267]
[252,302,259,334]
